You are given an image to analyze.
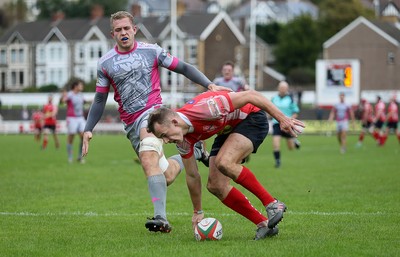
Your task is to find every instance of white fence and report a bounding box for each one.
[0,120,125,134]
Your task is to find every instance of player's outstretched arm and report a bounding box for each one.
[182,156,204,229]
[229,90,304,136]
[82,92,108,156]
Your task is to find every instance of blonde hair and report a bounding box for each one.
[110,11,134,30]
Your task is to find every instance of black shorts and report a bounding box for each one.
[44,124,56,132]
[387,121,398,130]
[362,121,372,129]
[210,110,269,157]
[375,120,384,129]
[272,123,293,138]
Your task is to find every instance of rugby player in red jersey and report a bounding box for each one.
[147,90,304,240]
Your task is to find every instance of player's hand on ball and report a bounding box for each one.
[192,212,204,230]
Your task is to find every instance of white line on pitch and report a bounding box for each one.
[0,211,392,217]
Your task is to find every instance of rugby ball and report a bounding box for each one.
[194,217,223,241]
[294,124,304,135]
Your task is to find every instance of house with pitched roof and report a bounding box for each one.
[323,16,400,91]
[0,8,250,92]
[0,15,113,91]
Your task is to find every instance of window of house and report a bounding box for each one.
[11,49,17,63]
[38,47,45,62]
[58,47,62,60]
[90,47,95,59]
[19,71,24,85]
[11,71,16,85]
[387,52,395,65]
[19,49,24,62]
[1,72,5,91]
[0,49,6,64]
[98,47,102,58]
[90,69,96,81]
[187,39,198,66]
[50,48,55,61]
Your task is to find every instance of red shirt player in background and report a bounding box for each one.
[42,94,60,149]
[356,98,375,146]
[380,94,399,145]
[373,96,386,145]
[31,109,43,142]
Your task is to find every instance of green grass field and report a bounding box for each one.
[1,133,399,257]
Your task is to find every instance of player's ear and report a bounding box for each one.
[171,118,178,126]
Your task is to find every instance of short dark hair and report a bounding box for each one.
[147,107,175,134]
[70,80,83,90]
[222,60,234,69]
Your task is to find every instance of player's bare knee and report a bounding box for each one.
[206,181,223,198]
[214,156,233,175]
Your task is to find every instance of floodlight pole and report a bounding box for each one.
[170,0,178,109]
[249,0,256,90]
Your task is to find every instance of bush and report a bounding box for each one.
[38,84,59,92]
[22,86,38,92]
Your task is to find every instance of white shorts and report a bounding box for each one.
[336,120,349,132]
[125,106,161,155]
[67,116,86,135]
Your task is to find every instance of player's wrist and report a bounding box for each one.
[193,209,204,214]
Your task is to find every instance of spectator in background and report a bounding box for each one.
[42,94,60,150]
[328,92,355,154]
[380,95,399,145]
[213,61,249,92]
[60,80,90,163]
[356,98,375,147]
[271,81,300,168]
[372,96,386,146]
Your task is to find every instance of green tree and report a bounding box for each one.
[318,0,374,42]
[256,22,282,44]
[273,15,321,77]
[2,0,27,26]
[36,0,128,19]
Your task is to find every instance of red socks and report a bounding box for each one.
[222,187,266,225]
[235,166,275,206]
[42,138,48,149]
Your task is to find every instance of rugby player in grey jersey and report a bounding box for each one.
[81,11,231,233]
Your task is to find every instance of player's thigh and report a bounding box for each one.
[216,133,253,165]
[272,135,281,150]
[67,118,78,135]
[286,138,295,150]
[77,118,86,133]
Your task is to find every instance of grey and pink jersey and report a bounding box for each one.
[334,103,351,121]
[66,91,85,117]
[96,41,177,126]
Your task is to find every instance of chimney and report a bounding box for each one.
[131,4,141,17]
[52,11,65,22]
[91,4,104,20]
[177,0,186,17]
